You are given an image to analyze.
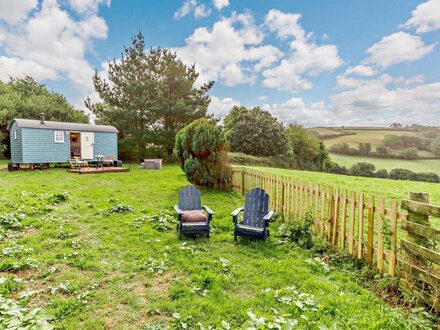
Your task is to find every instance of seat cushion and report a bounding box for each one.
[182,210,206,223]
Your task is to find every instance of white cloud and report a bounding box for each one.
[265,97,334,126]
[0,0,38,25]
[174,0,211,19]
[174,12,283,87]
[219,63,256,86]
[208,95,241,118]
[364,31,435,69]
[262,9,343,92]
[345,65,376,77]
[400,0,440,34]
[212,0,229,10]
[69,0,110,15]
[265,9,305,41]
[258,96,267,101]
[0,0,109,109]
[0,56,57,80]
[331,75,440,126]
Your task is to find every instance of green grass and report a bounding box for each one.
[0,165,429,329]
[249,166,440,206]
[330,153,440,175]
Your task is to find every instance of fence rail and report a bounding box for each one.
[232,167,440,311]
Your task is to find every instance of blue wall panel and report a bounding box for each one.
[9,122,23,163]
[22,128,69,163]
[93,133,118,160]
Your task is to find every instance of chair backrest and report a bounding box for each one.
[178,185,202,211]
[106,155,114,161]
[243,188,269,227]
[74,156,81,163]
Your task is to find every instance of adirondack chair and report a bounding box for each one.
[231,188,274,240]
[174,185,214,237]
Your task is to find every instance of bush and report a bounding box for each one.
[389,168,416,181]
[228,153,290,168]
[375,169,389,178]
[412,172,440,183]
[375,146,392,157]
[430,137,440,157]
[175,118,231,189]
[400,147,418,160]
[349,162,375,177]
[327,163,349,175]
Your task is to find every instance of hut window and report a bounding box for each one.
[54,130,64,143]
[14,130,17,140]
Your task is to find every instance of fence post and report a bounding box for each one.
[241,168,245,196]
[405,192,431,266]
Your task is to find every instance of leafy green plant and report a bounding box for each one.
[0,213,25,230]
[49,192,70,205]
[108,204,134,213]
[0,275,24,295]
[278,213,314,249]
[0,294,52,329]
[133,209,177,231]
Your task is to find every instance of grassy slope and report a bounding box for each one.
[309,127,437,158]
[249,166,440,206]
[0,165,416,329]
[330,153,440,175]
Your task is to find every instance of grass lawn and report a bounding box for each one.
[249,166,440,206]
[0,165,426,329]
[330,153,440,176]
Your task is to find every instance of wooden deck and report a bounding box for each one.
[68,167,130,174]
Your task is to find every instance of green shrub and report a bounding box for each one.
[375,169,389,178]
[279,213,314,249]
[389,168,416,181]
[228,152,291,168]
[349,162,376,177]
[400,147,418,160]
[175,118,231,189]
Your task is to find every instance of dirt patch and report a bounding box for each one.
[150,272,175,295]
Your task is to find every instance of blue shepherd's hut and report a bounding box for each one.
[8,114,118,166]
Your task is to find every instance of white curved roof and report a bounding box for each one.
[9,118,118,133]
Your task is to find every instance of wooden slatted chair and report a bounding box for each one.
[231,188,274,240]
[174,185,214,238]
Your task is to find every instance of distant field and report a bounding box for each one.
[249,166,440,206]
[330,153,440,175]
[309,126,438,158]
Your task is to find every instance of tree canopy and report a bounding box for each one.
[223,106,290,158]
[86,32,213,161]
[286,124,330,171]
[0,77,88,158]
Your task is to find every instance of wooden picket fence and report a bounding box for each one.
[232,167,440,312]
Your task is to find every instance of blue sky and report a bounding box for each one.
[0,0,439,126]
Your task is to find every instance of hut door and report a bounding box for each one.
[81,132,94,159]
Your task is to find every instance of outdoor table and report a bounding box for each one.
[95,155,104,169]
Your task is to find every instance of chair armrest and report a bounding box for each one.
[173,205,183,215]
[231,207,243,224]
[202,205,214,215]
[231,207,244,217]
[263,210,274,221]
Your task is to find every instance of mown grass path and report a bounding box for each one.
[0,166,418,329]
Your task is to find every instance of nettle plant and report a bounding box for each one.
[109,204,134,213]
[132,209,177,231]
